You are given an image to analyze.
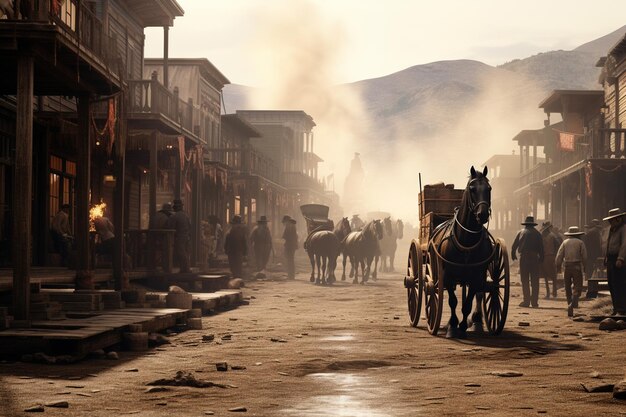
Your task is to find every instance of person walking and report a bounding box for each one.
[583,219,603,293]
[50,203,73,266]
[603,208,626,315]
[250,215,273,272]
[224,215,248,278]
[511,215,544,308]
[167,199,191,273]
[555,226,587,317]
[350,214,365,231]
[540,221,561,298]
[282,215,298,279]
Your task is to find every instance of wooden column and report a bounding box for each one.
[12,55,34,321]
[149,131,158,222]
[75,95,93,289]
[113,93,127,290]
[163,26,169,89]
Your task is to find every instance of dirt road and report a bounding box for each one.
[0,267,625,416]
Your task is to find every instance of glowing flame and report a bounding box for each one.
[89,202,106,232]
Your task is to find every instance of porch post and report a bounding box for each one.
[163,26,169,89]
[76,95,93,289]
[149,131,158,222]
[12,55,34,321]
[113,93,127,290]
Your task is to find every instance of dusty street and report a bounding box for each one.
[1,263,625,417]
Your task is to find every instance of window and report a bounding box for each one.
[49,155,76,225]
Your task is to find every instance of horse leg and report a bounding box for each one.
[459,287,477,339]
[446,285,460,338]
[390,251,396,272]
[370,256,376,281]
[315,255,322,285]
[470,292,485,333]
[341,253,347,281]
[308,251,315,283]
[321,256,327,285]
[361,258,368,284]
[351,256,358,284]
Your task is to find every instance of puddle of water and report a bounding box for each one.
[320,334,356,342]
[281,373,392,417]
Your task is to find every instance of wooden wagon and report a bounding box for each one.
[300,204,334,235]
[404,182,510,335]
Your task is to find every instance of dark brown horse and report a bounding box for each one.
[430,166,493,338]
[342,220,383,284]
[378,217,404,272]
[305,217,351,285]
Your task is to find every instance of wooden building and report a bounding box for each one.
[142,58,229,264]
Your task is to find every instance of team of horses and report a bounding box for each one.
[305,215,404,285]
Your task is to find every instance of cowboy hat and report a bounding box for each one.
[603,208,626,221]
[521,216,537,226]
[231,215,242,224]
[257,215,268,223]
[564,226,585,236]
[282,215,292,223]
[540,221,552,231]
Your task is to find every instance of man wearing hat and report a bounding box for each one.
[50,203,73,266]
[583,219,603,294]
[540,221,562,299]
[282,215,299,279]
[167,199,191,273]
[224,215,248,278]
[604,208,626,315]
[350,214,365,232]
[250,215,273,272]
[511,216,544,308]
[555,226,587,317]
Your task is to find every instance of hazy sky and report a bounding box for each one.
[145,0,626,86]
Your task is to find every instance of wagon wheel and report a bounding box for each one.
[405,242,423,327]
[424,246,444,335]
[482,239,510,335]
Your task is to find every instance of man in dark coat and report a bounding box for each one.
[150,202,172,229]
[250,215,273,272]
[282,215,298,279]
[167,199,191,273]
[603,208,626,315]
[224,215,248,278]
[511,215,544,308]
[583,219,603,279]
[149,203,173,270]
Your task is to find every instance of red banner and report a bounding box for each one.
[559,132,576,152]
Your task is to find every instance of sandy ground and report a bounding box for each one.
[0,257,625,417]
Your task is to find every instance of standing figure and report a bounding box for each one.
[250,216,273,272]
[540,221,561,298]
[511,216,544,308]
[583,219,603,291]
[50,203,73,266]
[350,214,365,231]
[555,226,587,317]
[282,215,299,279]
[167,199,191,273]
[93,213,115,257]
[603,208,626,315]
[150,202,172,229]
[224,215,248,278]
[150,202,173,270]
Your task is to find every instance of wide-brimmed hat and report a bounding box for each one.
[231,215,242,224]
[282,215,292,223]
[541,221,552,231]
[521,216,537,226]
[257,215,268,223]
[289,218,297,224]
[564,226,585,236]
[603,208,626,221]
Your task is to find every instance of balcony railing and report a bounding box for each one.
[596,129,626,159]
[127,78,195,134]
[520,162,549,188]
[206,148,280,184]
[282,172,324,192]
[2,0,118,73]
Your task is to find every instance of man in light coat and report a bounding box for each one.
[555,226,587,317]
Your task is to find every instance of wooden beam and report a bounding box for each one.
[149,131,158,223]
[163,26,169,89]
[12,54,34,321]
[75,95,93,290]
[113,93,128,290]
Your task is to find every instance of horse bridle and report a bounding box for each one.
[465,178,491,229]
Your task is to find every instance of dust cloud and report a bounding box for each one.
[244,0,549,227]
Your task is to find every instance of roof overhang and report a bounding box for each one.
[145,58,230,88]
[221,114,262,138]
[125,0,184,27]
[539,90,605,114]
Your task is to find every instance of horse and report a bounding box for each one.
[378,217,404,272]
[305,217,351,285]
[342,219,384,284]
[430,165,492,339]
